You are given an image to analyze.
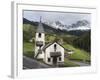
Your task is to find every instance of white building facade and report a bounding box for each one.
[42,42,64,65]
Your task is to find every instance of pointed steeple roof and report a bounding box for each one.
[36,16,44,33]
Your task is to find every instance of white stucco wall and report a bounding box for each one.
[35,33,45,42]
[34,33,45,59]
[44,42,64,65]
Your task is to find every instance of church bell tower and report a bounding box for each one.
[34,17,45,59]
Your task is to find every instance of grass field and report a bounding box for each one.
[64,58,80,67]
[23,42,34,58]
[63,43,90,62]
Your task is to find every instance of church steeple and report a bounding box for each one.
[36,16,44,33]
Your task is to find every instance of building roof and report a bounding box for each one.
[36,17,44,33]
[42,41,72,52]
[42,42,53,51]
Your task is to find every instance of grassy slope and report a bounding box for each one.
[63,43,90,62]
[23,42,34,58]
[64,58,79,67]
[23,42,33,52]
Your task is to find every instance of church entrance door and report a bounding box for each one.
[52,57,57,66]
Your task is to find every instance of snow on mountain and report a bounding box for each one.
[45,21,67,30]
[44,20,90,31]
[68,26,90,31]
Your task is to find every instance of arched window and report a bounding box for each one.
[38,33,41,38]
[54,44,57,51]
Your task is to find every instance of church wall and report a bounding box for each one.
[44,42,64,64]
[34,33,45,59]
[35,33,45,42]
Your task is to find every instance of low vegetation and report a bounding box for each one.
[63,43,90,62]
[23,42,34,58]
[64,58,80,67]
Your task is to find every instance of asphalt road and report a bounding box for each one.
[23,56,51,69]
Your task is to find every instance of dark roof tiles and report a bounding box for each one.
[36,22,44,33]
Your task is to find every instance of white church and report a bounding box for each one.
[34,18,73,66]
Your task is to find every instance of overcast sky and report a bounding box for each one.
[23,10,91,25]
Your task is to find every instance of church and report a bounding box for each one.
[34,18,73,66]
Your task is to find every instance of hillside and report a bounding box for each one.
[73,31,91,52]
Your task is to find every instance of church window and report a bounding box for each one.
[48,58,51,62]
[54,44,57,51]
[38,33,41,38]
[59,57,62,61]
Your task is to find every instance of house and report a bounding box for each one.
[34,17,73,65]
[42,42,64,65]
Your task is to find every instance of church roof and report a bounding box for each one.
[42,42,53,51]
[36,17,44,33]
[42,41,72,52]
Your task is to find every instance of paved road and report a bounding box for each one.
[23,56,51,69]
[70,60,90,66]
[23,56,90,69]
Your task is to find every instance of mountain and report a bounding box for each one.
[45,21,67,30]
[45,20,90,31]
[23,18,90,36]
